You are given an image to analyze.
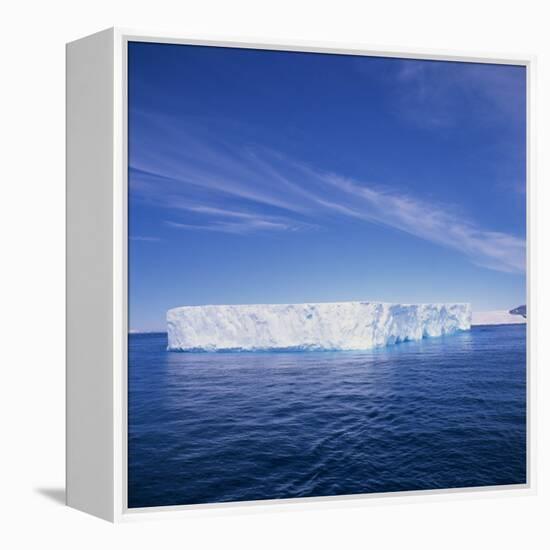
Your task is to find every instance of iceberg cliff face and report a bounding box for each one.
[166,301,471,352]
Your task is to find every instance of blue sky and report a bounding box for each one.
[128,42,526,331]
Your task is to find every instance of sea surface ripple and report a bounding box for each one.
[128,325,526,508]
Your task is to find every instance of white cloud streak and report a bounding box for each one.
[129,235,161,242]
[130,111,525,273]
[306,170,525,273]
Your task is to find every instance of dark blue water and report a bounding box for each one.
[128,325,526,508]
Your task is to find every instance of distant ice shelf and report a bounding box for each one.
[166,301,471,352]
[471,310,527,326]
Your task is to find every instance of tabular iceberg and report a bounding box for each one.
[166,301,471,352]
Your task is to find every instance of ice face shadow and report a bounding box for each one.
[35,487,66,505]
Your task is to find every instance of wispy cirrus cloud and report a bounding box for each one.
[130,235,161,242]
[129,110,525,273]
[166,218,303,235]
[354,55,526,131]
[393,59,526,130]
[165,205,316,235]
[301,169,525,273]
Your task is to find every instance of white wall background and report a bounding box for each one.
[1,0,548,547]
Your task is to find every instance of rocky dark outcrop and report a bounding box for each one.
[509,305,527,318]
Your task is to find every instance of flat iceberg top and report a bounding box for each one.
[167,301,471,352]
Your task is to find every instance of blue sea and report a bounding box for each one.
[128,325,526,508]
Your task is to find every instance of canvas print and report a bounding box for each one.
[127,42,527,508]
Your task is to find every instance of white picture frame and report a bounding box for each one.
[66,27,536,522]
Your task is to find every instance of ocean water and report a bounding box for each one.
[128,325,526,508]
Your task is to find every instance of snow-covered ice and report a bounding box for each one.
[471,310,526,326]
[166,301,471,352]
